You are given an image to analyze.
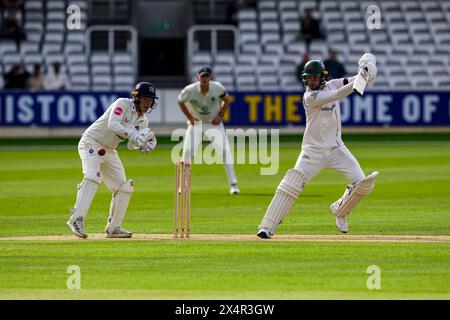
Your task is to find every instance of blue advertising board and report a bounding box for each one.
[0,91,449,126]
[0,92,127,126]
[225,91,450,126]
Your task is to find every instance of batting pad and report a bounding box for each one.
[258,169,307,235]
[106,179,134,232]
[331,171,379,218]
[71,178,99,221]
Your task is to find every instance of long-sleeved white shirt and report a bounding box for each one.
[83,98,149,149]
[302,77,356,149]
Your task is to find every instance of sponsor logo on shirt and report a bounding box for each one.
[321,103,337,112]
[114,107,123,116]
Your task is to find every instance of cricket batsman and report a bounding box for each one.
[67,82,158,239]
[178,67,240,195]
[257,53,379,238]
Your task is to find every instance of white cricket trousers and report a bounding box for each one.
[79,135,127,191]
[295,145,366,184]
[182,122,237,186]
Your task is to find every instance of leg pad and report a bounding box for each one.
[331,171,378,218]
[258,169,307,235]
[106,179,134,232]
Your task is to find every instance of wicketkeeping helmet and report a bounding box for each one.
[131,82,159,114]
[301,60,328,87]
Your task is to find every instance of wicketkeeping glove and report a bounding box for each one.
[129,129,147,148]
[147,133,157,150]
[139,133,157,153]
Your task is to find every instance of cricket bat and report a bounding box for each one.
[353,67,369,96]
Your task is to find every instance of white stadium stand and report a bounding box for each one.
[1,0,449,91]
[0,0,136,91]
[189,0,450,91]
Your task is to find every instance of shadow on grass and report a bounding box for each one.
[193,192,324,198]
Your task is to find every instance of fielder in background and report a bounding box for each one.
[178,67,240,195]
[257,54,378,239]
[67,82,158,239]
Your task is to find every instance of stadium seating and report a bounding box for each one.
[1,0,449,92]
[0,0,136,91]
[192,0,450,91]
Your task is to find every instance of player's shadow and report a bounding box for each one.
[241,193,324,198]
[193,192,323,198]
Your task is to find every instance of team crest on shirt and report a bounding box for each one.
[311,91,319,99]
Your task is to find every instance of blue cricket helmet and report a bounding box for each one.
[131,82,158,114]
[131,82,158,99]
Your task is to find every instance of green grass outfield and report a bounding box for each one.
[0,133,449,299]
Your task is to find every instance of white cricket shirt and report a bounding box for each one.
[83,98,149,149]
[302,78,355,149]
[177,81,227,122]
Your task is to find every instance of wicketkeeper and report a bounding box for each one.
[67,82,158,239]
[257,53,378,238]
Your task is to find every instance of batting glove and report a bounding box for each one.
[363,62,377,84]
[358,53,376,68]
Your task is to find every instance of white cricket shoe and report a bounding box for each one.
[330,203,349,233]
[335,216,349,233]
[230,184,240,195]
[256,229,272,239]
[105,226,132,238]
[67,217,88,239]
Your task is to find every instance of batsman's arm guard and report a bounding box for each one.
[330,171,379,218]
